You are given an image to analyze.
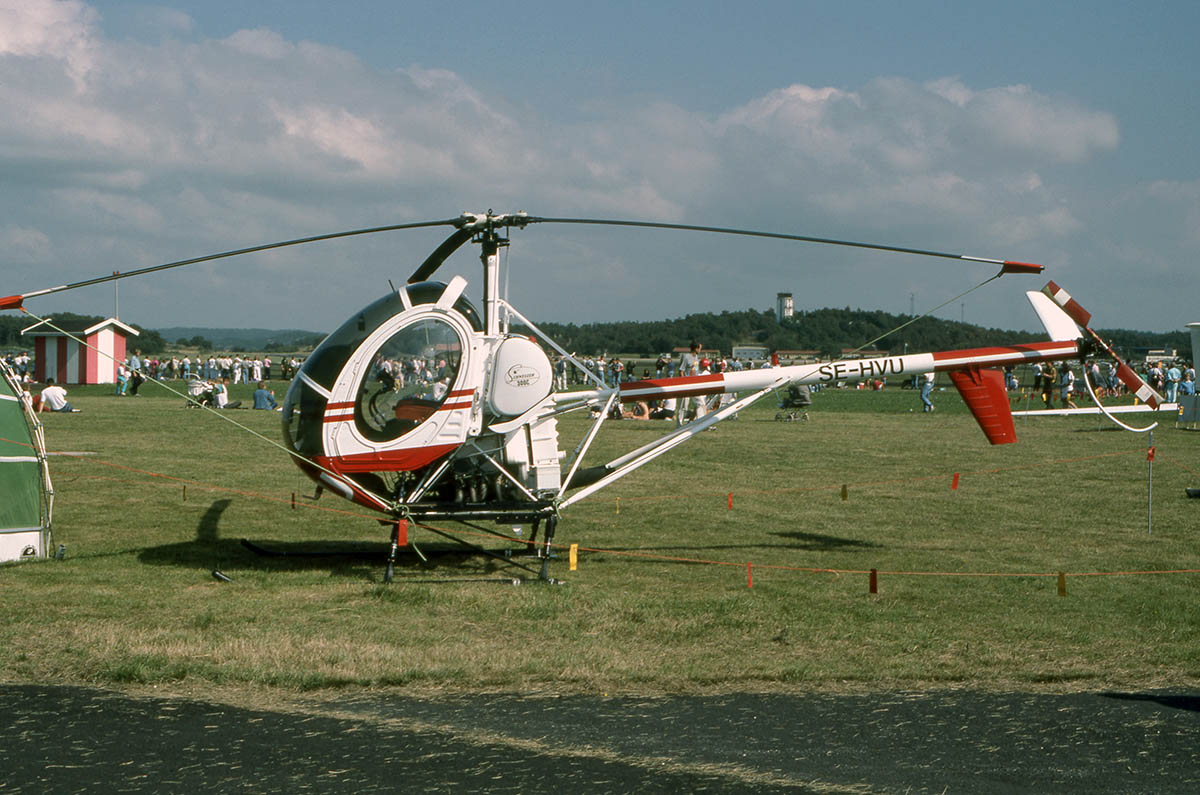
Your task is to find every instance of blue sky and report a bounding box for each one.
[3,0,1199,337]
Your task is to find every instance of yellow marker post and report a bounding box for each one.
[569,543,578,571]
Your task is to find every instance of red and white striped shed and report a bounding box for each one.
[20,317,140,385]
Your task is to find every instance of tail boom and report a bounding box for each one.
[560,340,1081,406]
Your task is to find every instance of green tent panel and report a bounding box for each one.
[0,362,53,562]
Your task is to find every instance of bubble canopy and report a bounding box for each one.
[282,282,482,457]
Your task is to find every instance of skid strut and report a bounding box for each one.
[538,516,558,582]
[384,519,407,584]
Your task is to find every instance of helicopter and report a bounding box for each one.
[1,211,1164,581]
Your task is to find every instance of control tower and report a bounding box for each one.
[776,292,794,323]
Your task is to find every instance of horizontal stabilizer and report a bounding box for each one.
[949,367,1017,445]
[1026,290,1082,342]
[1012,402,1178,417]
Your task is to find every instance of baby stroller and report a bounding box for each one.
[775,384,812,422]
[186,375,214,407]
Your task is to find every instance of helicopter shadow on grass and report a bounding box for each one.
[135,499,509,580]
[765,529,884,551]
[596,528,882,558]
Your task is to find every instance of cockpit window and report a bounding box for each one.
[282,378,327,456]
[299,282,481,392]
[355,317,463,443]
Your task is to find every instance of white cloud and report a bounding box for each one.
[960,82,1120,162]
[223,27,291,59]
[0,0,99,88]
[2,226,51,261]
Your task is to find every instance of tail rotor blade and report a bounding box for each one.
[1115,361,1163,409]
[1040,280,1162,409]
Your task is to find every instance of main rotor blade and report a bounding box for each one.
[526,216,1044,275]
[1,217,461,311]
[407,227,475,284]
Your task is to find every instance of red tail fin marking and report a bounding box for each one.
[949,367,1017,445]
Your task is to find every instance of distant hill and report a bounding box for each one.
[157,327,327,352]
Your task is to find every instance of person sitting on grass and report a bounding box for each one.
[213,378,242,409]
[39,378,79,413]
[253,381,280,411]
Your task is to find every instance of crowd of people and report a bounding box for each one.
[576,342,778,424]
[556,349,758,390]
[1027,359,1196,410]
[368,353,456,399]
[112,351,307,394]
[0,349,297,413]
[109,350,299,410]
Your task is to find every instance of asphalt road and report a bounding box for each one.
[1,685,1197,793]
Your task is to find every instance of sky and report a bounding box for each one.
[2,0,1199,337]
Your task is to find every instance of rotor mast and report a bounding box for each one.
[479,227,505,337]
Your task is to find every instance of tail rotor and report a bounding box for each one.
[1040,282,1163,409]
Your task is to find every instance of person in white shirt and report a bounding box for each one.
[39,379,77,412]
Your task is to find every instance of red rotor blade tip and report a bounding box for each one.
[1040,282,1092,327]
[0,295,23,311]
[1000,260,1044,275]
[1116,362,1162,410]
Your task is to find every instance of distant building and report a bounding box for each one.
[776,292,794,323]
[732,344,769,361]
[1144,348,1177,365]
[21,317,140,385]
[774,350,821,365]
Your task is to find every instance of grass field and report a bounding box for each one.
[3,378,1198,702]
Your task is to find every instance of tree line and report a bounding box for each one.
[533,307,1192,360]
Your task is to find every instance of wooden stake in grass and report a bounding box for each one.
[841,484,848,501]
[728,492,733,510]
[1057,571,1067,597]
[951,472,960,492]
[569,543,578,571]
[747,561,753,588]
[869,568,878,594]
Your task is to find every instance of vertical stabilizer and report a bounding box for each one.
[949,367,1017,445]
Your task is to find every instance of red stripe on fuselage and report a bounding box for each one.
[931,341,1078,370]
[315,444,460,473]
[618,374,724,402]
